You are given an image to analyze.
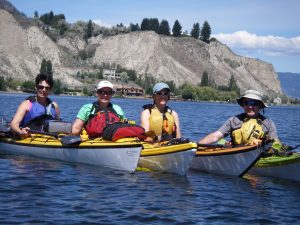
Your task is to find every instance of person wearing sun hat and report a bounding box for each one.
[72,80,125,137]
[198,89,278,146]
[140,82,181,142]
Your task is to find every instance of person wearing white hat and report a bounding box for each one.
[72,80,125,137]
[198,89,278,146]
[140,82,181,142]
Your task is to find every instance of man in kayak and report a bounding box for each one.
[140,82,181,142]
[198,90,278,146]
[10,73,61,138]
[72,80,125,138]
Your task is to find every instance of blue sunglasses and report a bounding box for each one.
[243,100,260,106]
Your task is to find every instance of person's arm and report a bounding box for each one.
[71,104,91,135]
[140,109,155,142]
[266,119,278,140]
[10,100,31,137]
[172,111,181,138]
[72,118,85,135]
[140,109,150,132]
[53,101,61,120]
[198,130,224,145]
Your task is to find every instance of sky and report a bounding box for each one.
[9,0,300,73]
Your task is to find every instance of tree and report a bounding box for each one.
[181,85,194,100]
[84,19,93,42]
[172,20,182,37]
[0,76,6,91]
[141,18,150,31]
[190,23,200,38]
[228,75,240,94]
[130,23,140,31]
[120,72,129,82]
[200,71,209,86]
[149,18,159,33]
[40,59,53,75]
[158,19,170,35]
[22,80,35,91]
[34,11,39,18]
[201,21,211,43]
[53,79,63,95]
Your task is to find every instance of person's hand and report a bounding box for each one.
[20,127,31,139]
[143,136,156,143]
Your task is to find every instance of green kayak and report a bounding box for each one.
[249,152,300,181]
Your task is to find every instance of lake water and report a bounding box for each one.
[0,93,300,224]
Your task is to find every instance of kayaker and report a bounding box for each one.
[72,80,125,137]
[10,73,60,138]
[140,82,181,142]
[198,90,278,146]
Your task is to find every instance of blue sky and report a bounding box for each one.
[9,0,300,73]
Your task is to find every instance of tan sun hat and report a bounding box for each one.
[236,90,268,108]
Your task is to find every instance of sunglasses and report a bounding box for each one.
[97,90,113,95]
[37,85,51,91]
[156,92,170,97]
[243,100,260,106]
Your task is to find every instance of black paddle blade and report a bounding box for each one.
[60,136,82,145]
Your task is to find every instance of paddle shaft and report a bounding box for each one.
[197,143,225,148]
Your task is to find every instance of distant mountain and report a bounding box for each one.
[278,72,300,99]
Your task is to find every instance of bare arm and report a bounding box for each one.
[172,111,181,138]
[140,109,150,132]
[10,100,31,137]
[198,130,224,145]
[72,118,85,135]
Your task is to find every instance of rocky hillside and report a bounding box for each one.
[0,7,282,97]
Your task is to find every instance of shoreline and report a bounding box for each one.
[1,90,299,106]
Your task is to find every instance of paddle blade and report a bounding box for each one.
[61,136,82,145]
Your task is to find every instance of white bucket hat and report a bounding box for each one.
[237,90,268,108]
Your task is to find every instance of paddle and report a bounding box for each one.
[60,135,83,145]
[197,143,225,148]
[0,125,60,139]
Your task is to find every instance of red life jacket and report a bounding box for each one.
[85,102,121,138]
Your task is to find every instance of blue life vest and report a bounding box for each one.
[21,96,56,128]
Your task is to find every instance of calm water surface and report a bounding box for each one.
[0,93,300,224]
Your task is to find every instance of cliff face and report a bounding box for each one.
[92,31,282,96]
[0,10,81,87]
[0,9,282,96]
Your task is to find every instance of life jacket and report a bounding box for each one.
[231,114,266,145]
[143,104,176,139]
[85,102,121,138]
[21,96,56,130]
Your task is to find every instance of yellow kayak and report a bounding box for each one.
[139,141,197,175]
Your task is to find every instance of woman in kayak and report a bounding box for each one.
[198,90,278,146]
[10,73,60,138]
[72,80,125,137]
[140,82,181,142]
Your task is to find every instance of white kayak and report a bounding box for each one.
[191,143,272,177]
[0,133,143,173]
